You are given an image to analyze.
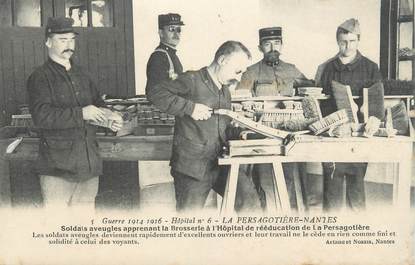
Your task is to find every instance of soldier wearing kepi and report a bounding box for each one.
[27,17,122,209]
[236,27,311,96]
[319,18,382,212]
[235,27,312,211]
[145,13,185,96]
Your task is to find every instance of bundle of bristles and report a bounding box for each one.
[259,97,321,132]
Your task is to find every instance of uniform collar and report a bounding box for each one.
[206,66,222,89]
[263,58,280,67]
[261,58,289,69]
[47,57,73,71]
[201,67,224,94]
[159,42,177,53]
[333,51,363,71]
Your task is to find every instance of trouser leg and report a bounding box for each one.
[40,175,75,207]
[282,163,298,209]
[69,176,99,209]
[171,170,213,212]
[214,165,261,212]
[254,163,299,210]
[345,163,367,211]
[252,165,267,209]
[322,163,345,212]
[40,175,99,209]
[234,164,261,212]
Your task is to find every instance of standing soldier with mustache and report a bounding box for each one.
[235,27,311,211]
[27,17,122,209]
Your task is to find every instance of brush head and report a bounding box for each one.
[260,109,307,131]
[301,96,322,120]
[309,109,349,135]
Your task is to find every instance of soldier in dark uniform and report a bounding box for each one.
[27,17,122,209]
[145,13,184,96]
[235,27,311,211]
[319,19,382,212]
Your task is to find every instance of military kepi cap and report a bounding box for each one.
[45,17,78,37]
[158,13,185,29]
[259,27,282,43]
[338,18,360,35]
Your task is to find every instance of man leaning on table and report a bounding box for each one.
[27,17,122,209]
[148,41,262,212]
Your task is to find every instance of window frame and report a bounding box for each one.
[65,0,114,28]
[13,0,44,27]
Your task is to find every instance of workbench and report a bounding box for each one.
[0,135,413,212]
[0,136,172,207]
[219,136,414,213]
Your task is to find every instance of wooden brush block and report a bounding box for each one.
[331,80,358,123]
[302,96,322,119]
[254,83,278,96]
[361,82,385,122]
[391,101,409,135]
[228,139,284,157]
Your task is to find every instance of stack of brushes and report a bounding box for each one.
[11,114,34,128]
[136,105,175,125]
[261,109,305,131]
[260,97,322,132]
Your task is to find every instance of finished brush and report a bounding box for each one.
[309,109,349,135]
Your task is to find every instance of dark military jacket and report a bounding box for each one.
[319,51,382,116]
[27,58,105,181]
[320,51,382,172]
[145,43,183,96]
[148,67,232,181]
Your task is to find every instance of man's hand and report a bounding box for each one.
[82,105,107,123]
[239,130,255,140]
[109,114,124,132]
[191,103,212,121]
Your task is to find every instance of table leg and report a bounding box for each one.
[293,163,305,213]
[393,158,412,210]
[221,163,239,215]
[392,162,399,206]
[269,165,280,215]
[0,151,12,207]
[272,162,291,213]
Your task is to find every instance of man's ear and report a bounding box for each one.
[45,37,52,48]
[158,29,164,39]
[217,55,227,65]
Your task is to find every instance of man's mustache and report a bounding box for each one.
[266,50,280,56]
[63,49,75,54]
